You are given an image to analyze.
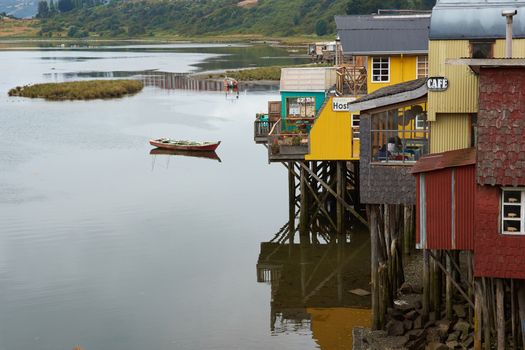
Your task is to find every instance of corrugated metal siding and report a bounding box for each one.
[427,40,478,121]
[280,68,337,92]
[493,39,525,57]
[430,113,470,153]
[425,169,453,249]
[454,165,475,250]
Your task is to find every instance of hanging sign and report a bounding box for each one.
[427,77,449,91]
[332,97,356,111]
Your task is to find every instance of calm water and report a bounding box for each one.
[0,43,370,350]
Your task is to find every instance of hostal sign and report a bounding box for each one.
[427,77,449,91]
[332,97,356,111]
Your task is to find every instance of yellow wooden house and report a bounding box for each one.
[305,14,431,161]
[427,0,525,154]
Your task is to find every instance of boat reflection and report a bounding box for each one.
[257,224,371,350]
[149,148,221,162]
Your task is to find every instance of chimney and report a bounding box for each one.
[502,9,518,58]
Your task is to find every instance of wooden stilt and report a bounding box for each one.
[336,161,345,233]
[369,205,380,330]
[288,162,296,235]
[511,279,517,350]
[481,278,491,350]
[518,281,525,349]
[446,253,453,320]
[475,280,483,350]
[423,249,430,322]
[299,162,309,236]
[403,205,413,256]
[496,279,505,350]
[468,251,474,324]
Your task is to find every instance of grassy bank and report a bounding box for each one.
[205,63,331,81]
[0,18,39,38]
[8,79,144,100]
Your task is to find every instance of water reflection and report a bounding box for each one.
[257,221,371,349]
[149,148,222,162]
[43,70,279,93]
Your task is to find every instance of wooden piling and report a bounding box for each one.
[369,205,380,330]
[446,253,453,320]
[518,281,525,349]
[299,162,309,235]
[403,205,413,256]
[422,249,430,322]
[496,279,505,350]
[475,280,483,350]
[336,161,345,233]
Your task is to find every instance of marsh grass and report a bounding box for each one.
[8,79,144,101]
[207,63,332,81]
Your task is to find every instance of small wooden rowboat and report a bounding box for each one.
[149,138,221,151]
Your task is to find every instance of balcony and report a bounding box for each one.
[267,120,310,162]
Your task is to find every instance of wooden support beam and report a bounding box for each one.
[336,161,345,233]
[446,253,453,320]
[422,249,430,322]
[369,205,380,330]
[496,279,505,350]
[298,161,368,227]
[475,280,483,350]
[427,250,475,309]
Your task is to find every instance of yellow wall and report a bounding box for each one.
[306,97,357,161]
[367,55,420,93]
[428,39,525,121]
[430,113,471,153]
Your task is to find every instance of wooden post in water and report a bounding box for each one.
[336,161,345,233]
[299,162,309,236]
[496,279,505,350]
[288,162,296,234]
[369,205,380,330]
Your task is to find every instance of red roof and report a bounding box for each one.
[411,148,476,174]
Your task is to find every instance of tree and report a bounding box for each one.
[315,19,328,36]
[58,0,74,12]
[36,1,49,18]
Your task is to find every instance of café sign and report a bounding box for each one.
[332,97,356,111]
[427,77,449,91]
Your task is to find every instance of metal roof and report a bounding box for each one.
[411,147,476,174]
[280,67,337,92]
[348,78,427,112]
[430,0,525,40]
[335,15,430,55]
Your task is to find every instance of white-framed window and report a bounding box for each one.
[416,55,428,78]
[371,57,390,83]
[415,112,427,130]
[502,188,525,234]
[351,114,360,139]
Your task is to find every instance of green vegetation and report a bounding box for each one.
[207,63,332,81]
[35,0,435,39]
[8,79,144,100]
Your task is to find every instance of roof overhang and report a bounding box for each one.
[348,81,427,112]
[411,147,476,174]
[446,58,525,74]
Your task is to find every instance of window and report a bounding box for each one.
[415,112,427,130]
[502,189,525,234]
[470,41,494,59]
[372,57,389,82]
[351,114,360,139]
[287,97,316,118]
[370,103,429,164]
[416,56,428,78]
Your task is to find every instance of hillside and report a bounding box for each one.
[34,0,435,39]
